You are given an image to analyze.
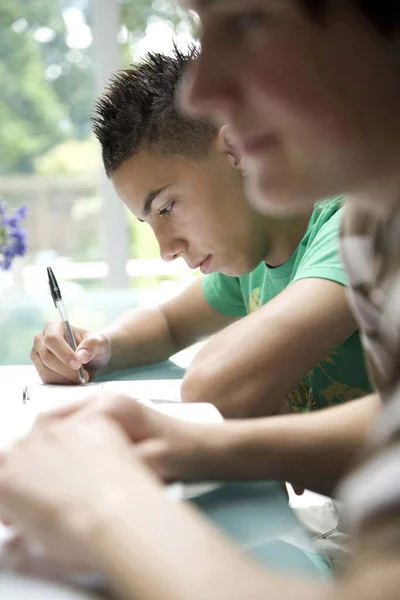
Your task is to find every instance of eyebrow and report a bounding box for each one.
[181,0,221,8]
[142,184,171,218]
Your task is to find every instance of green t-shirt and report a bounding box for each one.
[202,197,373,412]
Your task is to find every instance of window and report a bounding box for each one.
[0,0,196,365]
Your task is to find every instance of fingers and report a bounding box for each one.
[31,393,152,439]
[34,399,91,427]
[31,322,93,384]
[32,393,153,442]
[0,535,95,581]
[135,439,172,481]
[40,322,80,367]
[30,347,89,385]
[76,392,166,444]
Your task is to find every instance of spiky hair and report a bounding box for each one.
[92,46,218,175]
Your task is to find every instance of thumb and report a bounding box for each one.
[76,335,108,364]
[135,438,171,481]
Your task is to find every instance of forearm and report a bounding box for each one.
[90,475,327,600]
[181,280,358,419]
[96,474,399,600]
[191,394,380,494]
[98,279,232,375]
[181,331,291,418]
[100,306,178,374]
[181,350,280,418]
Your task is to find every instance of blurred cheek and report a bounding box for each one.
[178,42,235,120]
[177,60,200,118]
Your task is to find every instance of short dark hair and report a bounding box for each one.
[299,0,400,34]
[92,46,218,176]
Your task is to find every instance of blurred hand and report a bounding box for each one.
[0,404,160,571]
[35,391,214,484]
[0,533,106,586]
[31,321,111,384]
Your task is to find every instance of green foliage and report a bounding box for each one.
[119,0,195,66]
[0,0,94,174]
[128,210,160,259]
[0,0,194,175]
[0,1,67,173]
[35,137,101,176]
[0,0,195,261]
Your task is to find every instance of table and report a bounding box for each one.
[0,363,332,598]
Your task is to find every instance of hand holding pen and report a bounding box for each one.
[29,269,112,385]
[47,267,87,385]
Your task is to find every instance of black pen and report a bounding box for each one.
[47,267,86,385]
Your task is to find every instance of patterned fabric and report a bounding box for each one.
[339,203,400,532]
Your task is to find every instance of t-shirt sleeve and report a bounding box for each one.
[202,273,247,317]
[292,207,348,287]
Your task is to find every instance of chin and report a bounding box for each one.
[220,262,255,278]
[245,167,323,216]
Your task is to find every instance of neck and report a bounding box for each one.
[259,209,313,267]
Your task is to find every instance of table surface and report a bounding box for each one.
[0,363,331,599]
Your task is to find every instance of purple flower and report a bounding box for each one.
[0,199,28,271]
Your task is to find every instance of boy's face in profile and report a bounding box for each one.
[180,0,400,214]
[111,147,271,277]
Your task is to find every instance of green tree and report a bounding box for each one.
[120,0,195,65]
[0,0,96,174]
[35,137,100,177]
[0,1,67,173]
[0,0,194,175]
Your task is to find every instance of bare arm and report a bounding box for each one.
[76,472,400,600]
[1,396,397,600]
[90,476,327,600]
[36,391,381,496]
[91,486,400,600]
[181,278,359,418]
[0,410,326,600]
[102,278,235,373]
[31,278,236,383]
[103,279,233,371]
[188,394,381,496]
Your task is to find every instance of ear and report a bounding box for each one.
[215,125,245,172]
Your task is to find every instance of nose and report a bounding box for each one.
[178,43,239,123]
[158,234,187,263]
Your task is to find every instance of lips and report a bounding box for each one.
[187,255,213,273]
[199,255,213,275]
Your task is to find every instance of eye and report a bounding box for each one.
[158,200,175,217]
[227,12,266,38]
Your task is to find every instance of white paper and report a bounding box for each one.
[18,379,183,404]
